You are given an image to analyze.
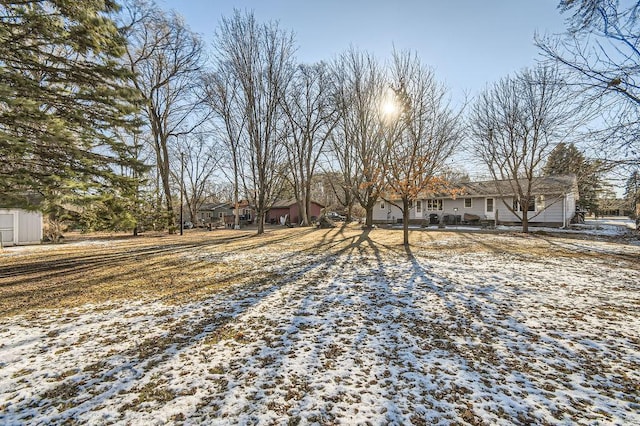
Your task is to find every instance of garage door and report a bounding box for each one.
[0,213,14,245]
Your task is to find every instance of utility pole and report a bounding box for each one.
[180,151,184,236]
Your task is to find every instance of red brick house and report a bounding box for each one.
[267,199,324,225]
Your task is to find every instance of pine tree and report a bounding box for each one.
[624,170,640,219]
[544,143,602,213]
[0,1,143,212]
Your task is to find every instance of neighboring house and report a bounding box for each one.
[196,203,234,226]
[0,208,43,246]
[374,175,579,228]
[233,199,255,225]
[267,199,325,225]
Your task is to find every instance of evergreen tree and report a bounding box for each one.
[543,143,583,176]
[543,143,602,213]
[624,170,640,219]
[0,1,143,213]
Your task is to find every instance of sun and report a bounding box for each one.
[381,99,399,116]
[380,89,400,120]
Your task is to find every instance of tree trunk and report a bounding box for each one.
[233,167,240,229]
[345,191,354,222]
[365,207,374,228]
[302,179,314,226]
[403,199,410,246]
[522,211,529,233]
[300,198,309,226]
[156,137,174,231]
[257,210,265,234]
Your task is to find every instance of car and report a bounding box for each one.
[182,221,194,229]
[327,212,346,221]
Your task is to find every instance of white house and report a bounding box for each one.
[374,175,579,228]
[0,209,43,247]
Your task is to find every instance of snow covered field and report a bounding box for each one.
[0,227,638,425]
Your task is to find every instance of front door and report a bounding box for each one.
[485,198,495,220]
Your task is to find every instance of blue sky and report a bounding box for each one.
[159,0,568,106]
[157,1,582,182]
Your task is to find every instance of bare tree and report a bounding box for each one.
[309,170,347,212]
[172,134,222,225]
[469,66,578,232]
[325,85,357,222]
[536,0,639,166]
[203,69,246,229]
[327,118,357,220]
[281,62,339,225]
[206,182,235,204]
[332,48,387,228]
[382,50,464,245]
[121,0,208,230]
[213,10,296,234]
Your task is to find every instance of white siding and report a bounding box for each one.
[0,213,14,245]
[18,211,43,243]
[376,192,574,227]
[373,200,403,223]
[427,194,572,227]
[0,209,43,246]
[373,199,441,223]
[432,197,489,221]
[491,195,567,226]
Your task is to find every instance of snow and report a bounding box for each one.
[0,228,639,424]
[395,216,637,237]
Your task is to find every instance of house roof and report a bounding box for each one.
[197,202,232,212]
[384,175,579,201]
[454,175,579,198]
[235,199,252,208]
[270,199,326,209]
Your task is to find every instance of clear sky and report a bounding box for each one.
[158,0,569,106]
[157,1,578,181]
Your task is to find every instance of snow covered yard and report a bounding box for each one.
[0,227,638,425]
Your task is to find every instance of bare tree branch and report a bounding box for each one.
[213,9,296,234]
[469,66,580,232]
[121,0,208,230]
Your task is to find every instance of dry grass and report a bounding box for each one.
[1,224,638,424]
[0,225,637,317]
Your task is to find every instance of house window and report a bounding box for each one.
[513,197,535,212]
[464,198,472,208]
[537,195,545,210]
[219,212,224,219]
[408,200,413,209]
[416,200,422,213]
[380,201,385,209]
[426,199,442,211]
[486,198,494,213]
